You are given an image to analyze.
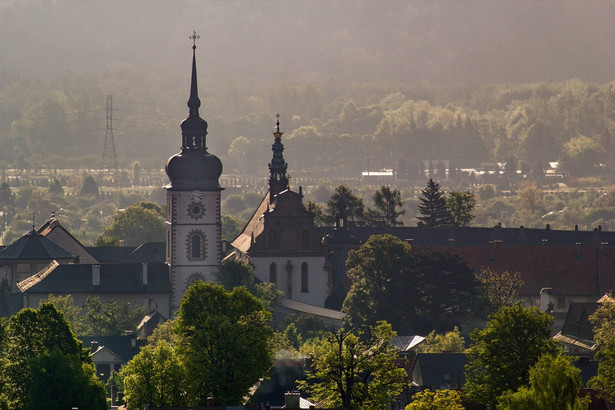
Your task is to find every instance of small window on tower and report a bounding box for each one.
[186,230,206,261]
[191,235,201,258]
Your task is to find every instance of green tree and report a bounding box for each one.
[517,181,544,215]
[325,185,365,226]
[215,259,283,314]
[342,234,417,332]
[25,347,107,410]
[368,185,405,226]
[215,259,256,291]
[497,354,589,410]
[221,214,243,242]
[120,341,185,410]
[464,304,558,408]
[96,201,166,246]
[447,190,476,226]
[175,281,273,405]
[0,182,15,207]
[132,161,141,186]
[406,389,464,410]
[417,179,452,227]
[415,327,465,353]
[559,135,605,176]
[306,200,327,226]
[39,294,86,335]
[47,177,64,196]
[80,174,99,195]
[2,304,106,409]
[589,296,615,400]
[476,269,524,317]
[82,296,146,336]
[298,321,407,409]
[342,234,478,334]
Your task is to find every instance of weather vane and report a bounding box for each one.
[189,31,200,49]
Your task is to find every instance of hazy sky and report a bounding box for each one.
[2,0,615,86]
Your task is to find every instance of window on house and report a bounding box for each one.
[269,263,277,285]
[301,262,309,292]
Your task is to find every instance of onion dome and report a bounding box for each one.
[165,36,223,191]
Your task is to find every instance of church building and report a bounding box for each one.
[227,117,333,309]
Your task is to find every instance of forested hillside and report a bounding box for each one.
[1,76,614,178]
[2,1,615,176]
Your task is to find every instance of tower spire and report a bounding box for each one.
[180,31,208,150]
[188,31,201,118]
[268,114,289,200]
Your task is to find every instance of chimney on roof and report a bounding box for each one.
[546,223,550,230]
[92,265,100,286]
[542,239,548,246]
[575,224,579,231]
[285,391,301,409]
[540,287,554,312]
[142,262,148,285]
[206,396,214,407]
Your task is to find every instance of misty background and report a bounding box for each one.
[1,0,615,173]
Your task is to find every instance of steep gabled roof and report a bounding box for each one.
[0,229,74,260]
[80,335,145,363]
[231,194,270,254]
[560,302,600,341]
[38,217,99,263]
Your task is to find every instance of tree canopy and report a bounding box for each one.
[367,185,405,226]
[298,321,407,409]
[497,354,589,410]
[464,304,558,408]
[342,234,478,334]
[96,201,166,246]
[417,179,452,227]
[0,304,106,409]
[325,185,365,226]
[175,281,273,405]
[447,190,476,227]
[589,296,615,400]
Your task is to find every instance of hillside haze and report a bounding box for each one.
[2,1,615,86]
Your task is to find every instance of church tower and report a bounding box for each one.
[268,114,289,201]
[165,34,223,312]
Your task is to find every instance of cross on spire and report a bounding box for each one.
[189,31,200,49]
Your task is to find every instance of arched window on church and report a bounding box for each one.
[191,235,201,258]
[302,230,309,248]
[269,263,277,285]
[187,230,206,261]
[301,262,309,293]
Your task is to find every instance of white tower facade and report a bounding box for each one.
[165,39,223,312]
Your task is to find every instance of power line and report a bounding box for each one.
[99,95,119,188]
